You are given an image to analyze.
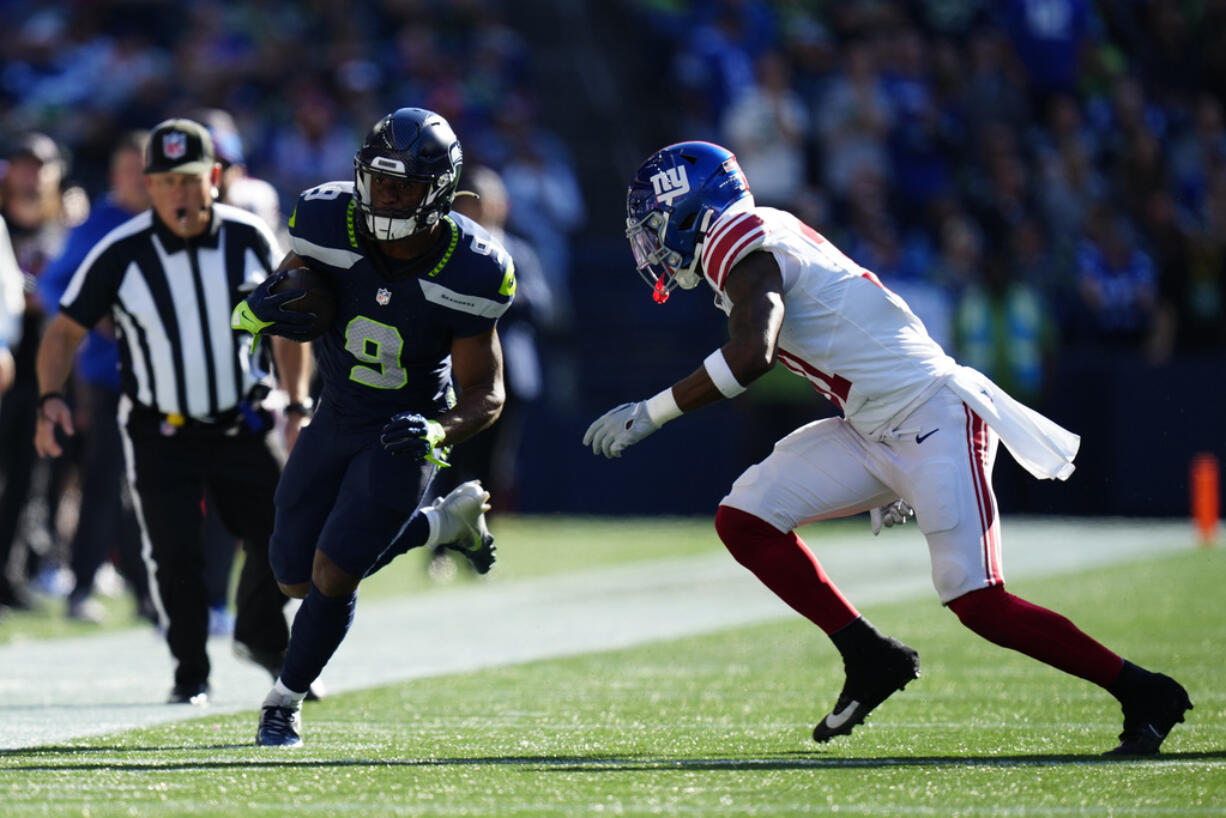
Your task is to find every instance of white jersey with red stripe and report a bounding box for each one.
[700,202,958,438]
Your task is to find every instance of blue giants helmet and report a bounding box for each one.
[625,141,752,303]
[354,107,463,241]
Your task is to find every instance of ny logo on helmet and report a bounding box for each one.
[651,166,690,206]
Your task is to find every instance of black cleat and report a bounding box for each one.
[1105,666,1192,756]
[813,637,920,743]
[167,682,210,705]
[439,532,495,575]
[256,704,303,747]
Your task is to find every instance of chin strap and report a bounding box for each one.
[650,208,717,305]
[690,208,715,273]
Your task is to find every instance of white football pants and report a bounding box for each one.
[721,387,1002,603]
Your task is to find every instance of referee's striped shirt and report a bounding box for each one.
[60,203,282,420]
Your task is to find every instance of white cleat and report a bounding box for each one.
[429,481,496,574]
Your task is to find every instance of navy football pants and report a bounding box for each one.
[270,403,434,585]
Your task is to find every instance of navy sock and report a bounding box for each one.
[365,512,430,577]
[279,587,356,693]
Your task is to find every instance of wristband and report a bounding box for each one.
[423,419,451,468]
[424,419,446,446]
[702,349,746,398]
[644,388,682,426]
[37,392,66,421]
[285,398,314,417]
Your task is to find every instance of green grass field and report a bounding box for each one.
[0,518,1222,816]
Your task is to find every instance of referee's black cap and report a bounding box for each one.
[144,118,216,175]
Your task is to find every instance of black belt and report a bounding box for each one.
[130,402,267,436]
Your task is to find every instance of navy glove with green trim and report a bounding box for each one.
[231,270,316,346]
[381,412,451,467]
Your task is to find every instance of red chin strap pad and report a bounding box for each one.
[652,276,670,303]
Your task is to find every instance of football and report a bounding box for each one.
[270,266,337,340]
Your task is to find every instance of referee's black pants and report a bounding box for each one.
[68,381,148,610]
[122,402,289,690]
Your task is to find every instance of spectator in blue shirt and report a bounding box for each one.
[37,130,153,624]
[1005,0,1094,110]
[1074,204,1158,353]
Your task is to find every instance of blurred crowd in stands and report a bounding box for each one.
[635,0,1226,398]
[0,0,579,620]
[0,0,1224,620]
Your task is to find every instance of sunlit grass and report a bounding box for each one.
[1,539,1221,816]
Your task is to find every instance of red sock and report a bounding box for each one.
[947,585,1124,687]
[714,505,859,634]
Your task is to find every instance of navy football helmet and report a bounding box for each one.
[354,108,462,240]
[625,141,752,303]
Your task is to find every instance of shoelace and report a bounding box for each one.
[263,706,298,732]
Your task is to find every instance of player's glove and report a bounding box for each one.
[869,499,915,536]
[230,270,316,345]
[583,401,659,459]
[380,412,450,467]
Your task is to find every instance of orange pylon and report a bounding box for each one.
[1191,453,1220,547]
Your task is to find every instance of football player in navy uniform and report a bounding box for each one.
[232,108,513,747]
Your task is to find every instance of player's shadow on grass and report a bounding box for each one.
[2,748,1225,772]
[561,750,1226,771]
[533,751,1226,772]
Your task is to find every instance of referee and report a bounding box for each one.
[33,119,312,704]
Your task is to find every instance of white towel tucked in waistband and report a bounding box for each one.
[945,366,1080,481]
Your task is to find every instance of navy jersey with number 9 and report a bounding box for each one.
[287,181,514,422]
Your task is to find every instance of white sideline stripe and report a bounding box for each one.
[0,518,1194,749]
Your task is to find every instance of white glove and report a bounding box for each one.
[583,401,659,458]
[870,499,915,535]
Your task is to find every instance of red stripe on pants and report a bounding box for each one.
[963,405,1001,586]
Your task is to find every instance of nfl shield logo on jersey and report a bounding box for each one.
[376,287,391,306]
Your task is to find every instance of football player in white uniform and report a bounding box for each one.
[584,141,1191,755]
